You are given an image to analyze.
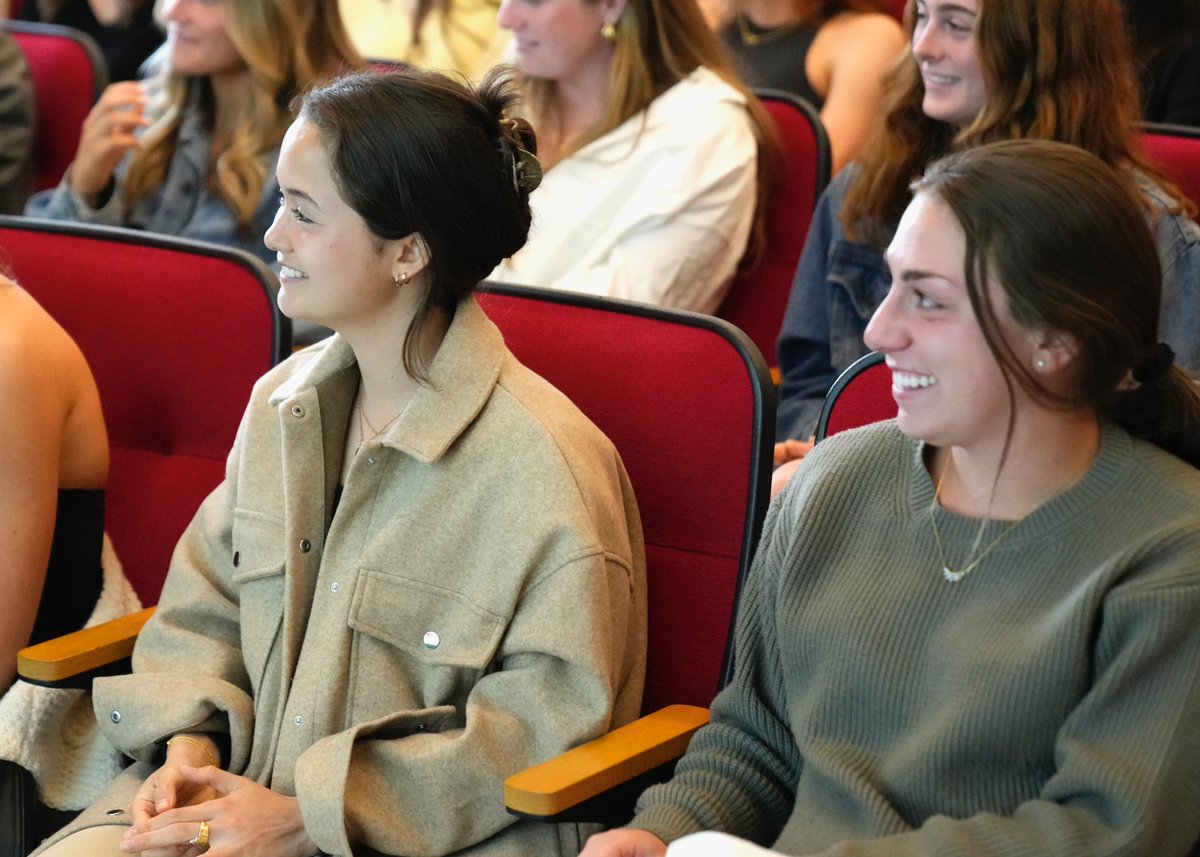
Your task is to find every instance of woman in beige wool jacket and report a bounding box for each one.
[33,68,647,857]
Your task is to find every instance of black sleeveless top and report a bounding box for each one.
[720,19,824,108]
[27,488,105,646]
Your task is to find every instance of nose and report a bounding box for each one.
[863,285,905,355]
[497,0,520,31]
[911,16,941,62]
[162,0,185,23]
[264,203,288,255]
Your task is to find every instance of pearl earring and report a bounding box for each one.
[1034,357,1046,370]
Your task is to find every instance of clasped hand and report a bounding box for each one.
[121,764,316,857]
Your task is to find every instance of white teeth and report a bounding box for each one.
[893,371,938,390]
[925,73,956,85]
[280,265,307,279]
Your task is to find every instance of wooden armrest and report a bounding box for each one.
[17,606,156,686]
[504,703,709,818]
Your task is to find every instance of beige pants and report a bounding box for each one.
[34,825,126,857]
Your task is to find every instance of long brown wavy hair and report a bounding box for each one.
[842,0,1192,247]
[516,0,780,260]
[124,0,364,233]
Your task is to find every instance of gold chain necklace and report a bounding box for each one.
[355,397,403,455]
[736,13,805,46]
[929,466,1022,583]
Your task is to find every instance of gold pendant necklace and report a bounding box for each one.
[355,397,403,455]
[736,13,804,46]
[929,465,1022,583]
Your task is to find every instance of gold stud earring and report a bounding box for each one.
[394,272,409,288]
[601,22,616,41]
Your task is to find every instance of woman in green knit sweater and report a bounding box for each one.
[583,139,1200,857]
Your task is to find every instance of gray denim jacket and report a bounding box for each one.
[25,82,279,269]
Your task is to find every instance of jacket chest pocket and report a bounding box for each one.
[231,510,286,697]
[827,239,891,371]
[347,570,506,723]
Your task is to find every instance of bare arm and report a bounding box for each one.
[0,335,63,689]
[808,13,906,174]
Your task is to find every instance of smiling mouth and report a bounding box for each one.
[280,265,308,279]
[893,371,939,390]
[923,72,958,86]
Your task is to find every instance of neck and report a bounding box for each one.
[932,408,1101,521]
[342,291,450,428]
[740,0,802,28]
[543,56,612,163]
[208,66,254,145]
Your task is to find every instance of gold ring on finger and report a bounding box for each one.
[188,820,210,850]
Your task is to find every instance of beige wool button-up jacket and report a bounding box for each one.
[39,297,647,857]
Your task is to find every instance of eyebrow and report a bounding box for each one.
[918,1,977,14]
[280,186,321,209]
[897,269,952,283]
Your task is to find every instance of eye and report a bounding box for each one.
[946,15,973,34]
[291,207,314,224]
[914,290,944,310]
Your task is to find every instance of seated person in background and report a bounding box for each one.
[0,30,35,214]
[1121,0,1200,128]
[18,0,163,83]
[582,138,1200,857]
[773,0,1200,479]
[32,68,647,857]
[489,0,776,314]
[714,0,905,173]
[0,277,137,853]
[24,0,363,270]
[337,0,510,79]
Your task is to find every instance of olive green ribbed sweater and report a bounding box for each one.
[633,421,1200,856]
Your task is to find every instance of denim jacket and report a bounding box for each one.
[25,82,279,269]
[776,166,1200,443]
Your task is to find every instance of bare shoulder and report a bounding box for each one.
[0,283,94,410]
[817,10,906,53]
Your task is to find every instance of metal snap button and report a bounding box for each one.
[290,405,304,418]
[294,714,304,727]
[299,539,312,553]
[330,581,340,593]
[422,631,440,649]
[110,710,122,723]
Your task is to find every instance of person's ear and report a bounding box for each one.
[391,233,430,284]
[599,0,628,28]
[1029,328,1080,375]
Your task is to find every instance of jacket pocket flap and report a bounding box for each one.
[349,570,505,668]
[231,510,285,584]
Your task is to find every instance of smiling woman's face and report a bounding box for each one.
[911,0,987,128]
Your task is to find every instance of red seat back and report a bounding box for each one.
[0,20,107,191]
[0,217,288,604]
[815,351,896,441]
[717,90,830,369]
[1142,123,1200,211]
[477,283,774,713]
[889,0,907,22]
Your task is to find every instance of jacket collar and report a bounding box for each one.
[268,296,507,464]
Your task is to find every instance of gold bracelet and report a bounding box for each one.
[165,735,219,768]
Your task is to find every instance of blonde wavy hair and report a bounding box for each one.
[124,0,364,233]
[515,0,780,260]
[842,0,1193,246]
